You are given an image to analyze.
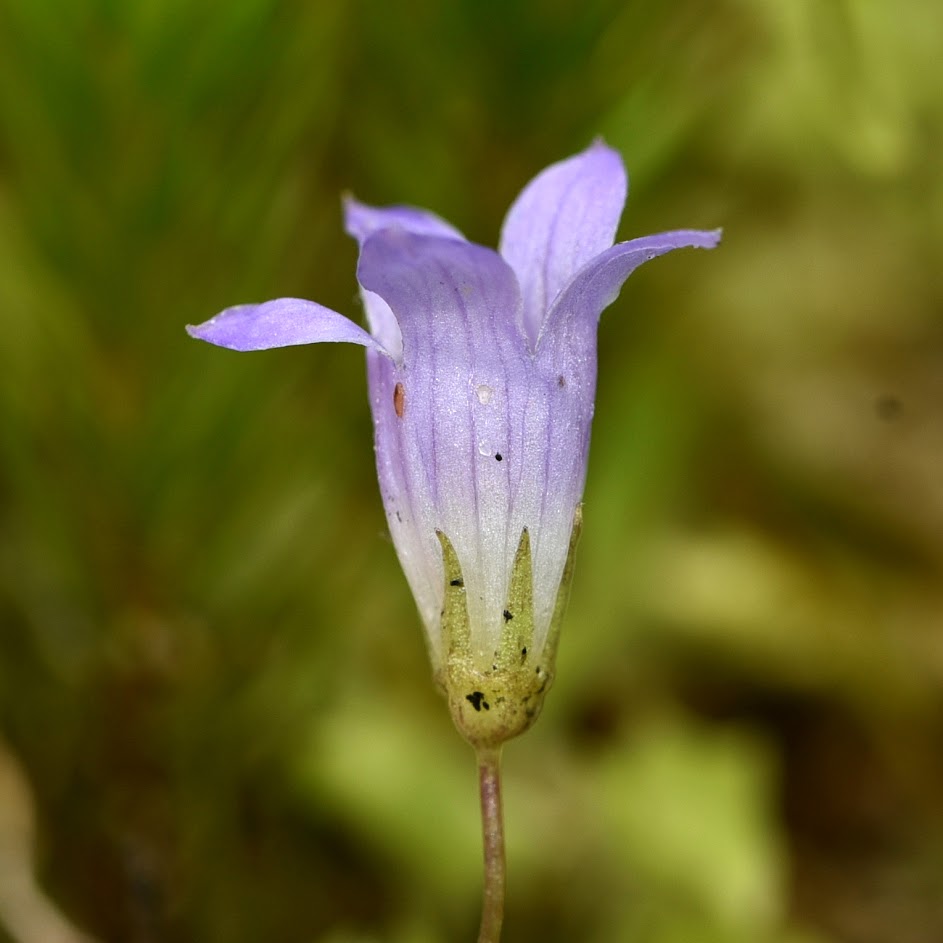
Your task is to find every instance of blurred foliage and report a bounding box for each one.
[0,0,941,941]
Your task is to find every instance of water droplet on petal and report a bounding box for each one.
[478,440,491,456]
[476,384,493,405]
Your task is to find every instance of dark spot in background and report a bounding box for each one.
[875,394,903,421]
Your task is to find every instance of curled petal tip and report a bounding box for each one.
[587,135,617,157]
[661,227,723,251]
[186,320,226,345]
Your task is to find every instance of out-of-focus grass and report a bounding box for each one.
[0,1,941,941]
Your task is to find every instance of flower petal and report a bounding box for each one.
[343,195,465,244]
[343,197,466,364]
[186,297,390,354]
[538,229,723,355]
[357,229,538,662]
[510,229,721,646]
[499,141,627,347]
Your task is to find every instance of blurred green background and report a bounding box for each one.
[1,1,941,941]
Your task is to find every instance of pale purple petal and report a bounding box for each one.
[186,297,390,355]
[343,198,465,363]
[538,229,723,356]
[357,229,542,661]
[343,195,465,244]
[531,231,722,579]
[499,141,627,347]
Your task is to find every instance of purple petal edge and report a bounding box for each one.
[538,228,722,350]
[343,195,465,246]
[499,141,627,346]
[186,297,390,355]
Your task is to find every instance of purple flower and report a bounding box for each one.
[188,142,719,742]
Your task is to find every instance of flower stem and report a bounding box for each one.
[476,746,505,943]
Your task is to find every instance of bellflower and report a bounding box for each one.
[188,142,720,746]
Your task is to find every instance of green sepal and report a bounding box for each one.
[436,505,583,749]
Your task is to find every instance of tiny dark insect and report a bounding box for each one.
[466,691,487,712]
[393,382,405,418]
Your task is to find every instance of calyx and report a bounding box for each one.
[436,506,582,749]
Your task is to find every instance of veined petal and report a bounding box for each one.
[344,197,465,364]
[186,297,390,355]
[531,232,722,590]
[530,230,720,624]
[357,229,537,663]
[538,229,723,357]
[499,141,627,347]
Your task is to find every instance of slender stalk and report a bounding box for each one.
[476,746,505,943]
